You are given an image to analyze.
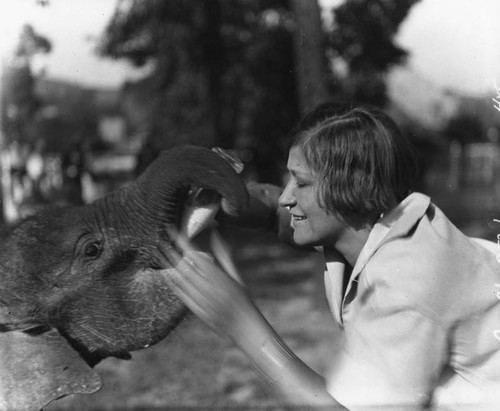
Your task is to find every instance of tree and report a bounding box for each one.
[1,24,52,148]
[290,0,332,113]
[98,0,224,153]
[99,0,419,181]
[236,5,298,182]
[328,0,421,106]
[99,0,299,183]
[443,112,485,146]
[0,23,54,221]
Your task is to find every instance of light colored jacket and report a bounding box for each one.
[323,193,500,409]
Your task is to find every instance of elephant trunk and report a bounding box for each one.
[92,145,248,245]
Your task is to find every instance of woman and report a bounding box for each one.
[166,104,500,409]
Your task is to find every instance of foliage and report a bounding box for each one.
[98,0,297,182]
[35,80,100,155]
[98,0,419,180]
[1,21,100,156]
[1,25,51,147]
[328,0,421,106]
[442,112,485,146]
[0,21,95,217]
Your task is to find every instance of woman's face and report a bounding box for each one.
[278,146,349,247]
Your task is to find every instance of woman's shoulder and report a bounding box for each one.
[362,220,498,324]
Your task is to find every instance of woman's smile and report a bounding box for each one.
[291,213,306,222]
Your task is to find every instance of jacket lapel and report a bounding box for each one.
[342,193,431,317]
[324,247,347,325]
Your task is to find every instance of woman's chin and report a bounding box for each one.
[292,233,317,247]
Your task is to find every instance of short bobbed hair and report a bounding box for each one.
[290,103,418,225]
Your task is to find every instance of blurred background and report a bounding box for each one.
[1,0,499,409]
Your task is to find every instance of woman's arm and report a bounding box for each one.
[229,293,342,407]
[218,182,295,244]
[163,238,343,407]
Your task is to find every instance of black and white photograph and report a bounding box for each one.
[0,0,499,409]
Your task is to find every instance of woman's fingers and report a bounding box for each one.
[160,230,251,335]
[163,265,219,322]
[163,262,238,333]
[209,229,243,284]
[167,226,243,285]
[163,265,203,302]
[173,239,239,287]
[162,246,230,308]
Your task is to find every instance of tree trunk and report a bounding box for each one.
[290,0,331,114]
[290,0,333,304]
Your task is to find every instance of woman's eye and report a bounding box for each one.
[83,241,102,258]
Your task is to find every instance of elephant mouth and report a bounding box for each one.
[60,328,132,367]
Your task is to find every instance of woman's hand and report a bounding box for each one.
[163,231,257,338]
[162,230,342,408]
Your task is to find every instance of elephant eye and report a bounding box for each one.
[83,240,102,259]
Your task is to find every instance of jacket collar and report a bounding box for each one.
[324,193,431,324]
[349,193,431,286]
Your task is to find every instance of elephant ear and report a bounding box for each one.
[0,328,101,410]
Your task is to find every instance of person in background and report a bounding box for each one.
[165,104,500,409]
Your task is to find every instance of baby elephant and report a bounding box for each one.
[0,145,247,411]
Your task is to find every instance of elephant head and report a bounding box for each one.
[0,145,248,410]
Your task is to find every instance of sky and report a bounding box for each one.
[1,0,499,96]
[319,0,500,96]
[394,0,500,96]
[0,0,148,88]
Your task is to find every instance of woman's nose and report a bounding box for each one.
[278,181,295,209]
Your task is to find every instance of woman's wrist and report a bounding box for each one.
[229,310,340,406]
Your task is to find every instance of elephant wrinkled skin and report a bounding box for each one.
[0,145,248,410]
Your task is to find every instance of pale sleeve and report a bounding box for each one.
[326,290,449,410]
